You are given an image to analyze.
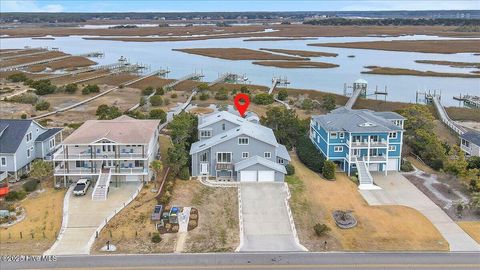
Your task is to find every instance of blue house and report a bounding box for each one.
[310,107,404,187]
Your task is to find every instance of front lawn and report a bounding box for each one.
[288,153,449,251]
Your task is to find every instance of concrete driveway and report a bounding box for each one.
[238,182,305,252]
[360,171,480,251]
[45,182,141,255]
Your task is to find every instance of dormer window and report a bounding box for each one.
[200,130,212,138]
[238,137,249,145]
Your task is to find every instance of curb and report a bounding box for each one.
[234,185,244,252]
[283,183,308,252]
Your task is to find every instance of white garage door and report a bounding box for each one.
[387,158,399,171]
[258,171,275,182]
[126,175,140,182]
[368,163,379,171]
[240,171,257,182]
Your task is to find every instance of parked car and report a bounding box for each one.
[73,179,91,196]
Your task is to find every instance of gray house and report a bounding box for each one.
[190,111,290,182]
[460,131,480,157]
[0,119,62,179]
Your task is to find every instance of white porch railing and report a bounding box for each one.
[0,171,7,181]
[92,169,111,201]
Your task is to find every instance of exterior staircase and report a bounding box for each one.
[92,169,111,201]
[356,158,381,190]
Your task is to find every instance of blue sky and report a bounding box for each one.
[1,0,479,12]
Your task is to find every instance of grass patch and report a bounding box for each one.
[457,221,480,244]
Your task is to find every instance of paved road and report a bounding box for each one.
[2,252,479,270]
[239,183,303,251]
[362,172,480,251]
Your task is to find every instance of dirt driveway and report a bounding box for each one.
[361,172,480,252]
[238,183,305,252]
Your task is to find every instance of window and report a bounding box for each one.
[200,130,212,138]
[222,123,226,130]
[238,137,249,145]
[0,157,6,166]
[461,139,470,147]
[369,148,378,156]
[264,152,271,159]
[200,152,208,162]
[370,135,379,142]
[242,152,249,159]
[389,145,396,151]
[339,132,344,139]
[27,148,31,158]
[330,132,337,138]
[26,132,32,142]
[217,152,232,163]
[134,160,143,167]
[278,158,284,164]
[49,138,55,149]
[389,132,397,139]
[36,128,39,133]
[76,161,85,167]
[334,146,343,152]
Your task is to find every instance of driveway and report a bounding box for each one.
[238,182,305,252]
[45,182,141,255]
[360,171,480,251]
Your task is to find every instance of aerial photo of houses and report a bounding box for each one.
[0,1,480,269]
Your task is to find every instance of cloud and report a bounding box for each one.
[1,0,64,12]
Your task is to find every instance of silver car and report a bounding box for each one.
[73,179,91,196]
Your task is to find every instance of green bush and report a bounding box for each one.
[400,160,414,172]
[96,104,122,120]
[296,136,325,173]
[252,93,274,105]
[64,83,78,94]
[322,160,336,180]
[82,84,100,95]
[240,86,249,94]
[277,89,288,101]
[150,95,163,106]
[214,87,229,100]
[313,223,330,237]
[27,80,56,95]
[23,179,39,192]
[179,167,190,180]
[35,101,50,111]
[301,98,314,111]
[8,73,28,82]
[142,86,154,96]
[156,87,165,95]
[5,190,27,201]
[149,109,167,123]
[21,113,27,119]
[199,93,209,101]
[285,164,295,175]
[7,93,38,105]
[151,232,162,243]
[171,93,178,98]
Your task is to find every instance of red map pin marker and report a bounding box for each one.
[234,93,250,118]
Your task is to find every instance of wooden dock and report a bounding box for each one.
[453,94,480,109]
[429,94,467,135]
[345,87,362,109]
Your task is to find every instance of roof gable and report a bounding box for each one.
[234,156,287,174]
[0,119,32,154]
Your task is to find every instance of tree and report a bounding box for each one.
[253,93,274,105]
[470,192,480,210]
[167,143,189,177]
[322,94,336,111]
[7,73,27,82]
[149,160,163,188]
[142,86,154,96]
[214,87,229,100]
[296,136,325,172]
[82,84,100,95]
[64,83,78,94]
[322,160,336,180]
[30,159,52,191]
[261,107,308,149]
[156,87,165,95]
[199,93,209,100]
[277,89,288,101]
[197,83,209,92]
[167,112,197,146]
[444,145,468,178]
[28,79,56,95]
[35,100,50,111]
[400,105,435,137]
[467,156,480,170]
[150,95,163,106]
[301,98,314,111]
[95,105,122,120]
[149,109,167,123]
[240,86,250,94]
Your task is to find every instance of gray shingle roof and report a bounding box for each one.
[36,128,62,142]
[276,144,291,161]
[312,107,403,133]
[0,119,32,154]
[234,156,287,174]
[461,131,480,146]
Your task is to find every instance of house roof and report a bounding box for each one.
[190,122,278,154]
[276,144,291,161]
[312,107,403,133]
[234,156,287,174]
[198,111,247,129]
[0,119,32,154]
[461,131,480,146]
[373,111,405,120]
[36,128,62,142]
[62,116,160,144]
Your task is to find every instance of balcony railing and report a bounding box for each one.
[460,144,471,155]
[216,163,233,170]
[347,155,387,162]
[0,171,7,181]
[53,149,148,160]
[347,139,388,148]
[54,166,148,175]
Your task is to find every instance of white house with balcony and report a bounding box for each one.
[53,115,160,200]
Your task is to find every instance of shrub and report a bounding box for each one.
[197,83,209,92]
[277,89,288,101]
[240,86,250,94]
[81,84,100,95]
[35,101,50,111]
[149,109,167,123]
[156,87,165,95]
[301,98,314,111]
[467,156,480,170]
[322,160,336,180]
[400,160,414,172]
[23,179,38,192]
[199,93,209,101]
[7,93,38,105]
[285,164,295,175]
[179,167,190,180]
[5,190,27,201]
[142,86,154,96]
[215,87,229,100]
[296,136,325,173]
[163,98,170,105]
[8,73,28,82]
[171,93,178,98]
[313,223,331,237]
[64,83,78,94]
[469,179,480,193]
[150,95,163,106]
[28,79,57,95]
[252,93,274,105]
[21,114,27,119]
[96,104,122,120]
[151,232,162,243]
[322,94,336,111]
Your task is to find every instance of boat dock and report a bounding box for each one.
[163,72,204,89]
[453,94,480,109]
[269,76,289,94]
[422,92,467,135]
